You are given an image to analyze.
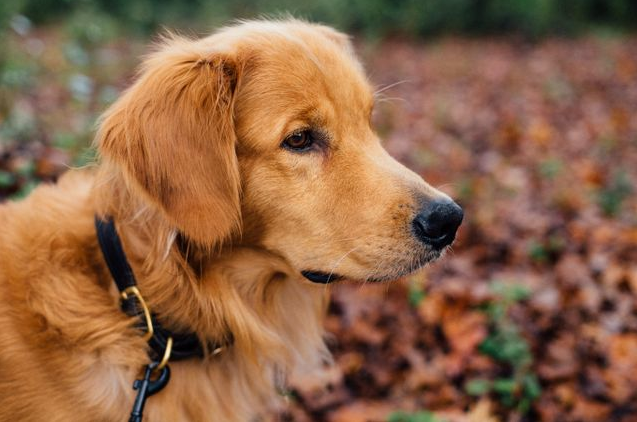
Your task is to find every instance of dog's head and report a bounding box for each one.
[97,20,463,284]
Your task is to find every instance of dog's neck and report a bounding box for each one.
[92,163,330,372]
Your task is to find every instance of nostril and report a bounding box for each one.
[412,200,464,248]
[413,214,448,242]
[412,215,432,241]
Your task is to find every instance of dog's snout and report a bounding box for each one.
[412,200,464,249]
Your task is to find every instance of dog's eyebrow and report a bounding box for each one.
[289,111,331,138]
[295,107,322,123]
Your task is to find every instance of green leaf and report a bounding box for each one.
[0,170,15,187]
[15,159,35,177]
[538,157,563,179]
[493,378,518,395]
[387,412,411,422]
[408,286,426,308]
[11,179,38,199]
[598,170,632,217]
[527,241,548,263]
[407,277,427,307]
[517,397,531,414]
[465,378,491,396]
[52,132,79,150]
[490,281,531,302]
[73,147,97,167]
[523,373,542,399]
[387,411,443,422]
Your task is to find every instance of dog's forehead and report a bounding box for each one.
[232,22,373,108]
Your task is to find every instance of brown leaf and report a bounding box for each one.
[467,399,500,422]
[327,401,393,422]
[604,334,637,403]
[443,311,488,357]
[570,399,611,422]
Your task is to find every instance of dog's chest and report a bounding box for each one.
[88,356,271,422]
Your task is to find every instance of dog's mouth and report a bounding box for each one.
[301,270,343,284]
[301,248,444,284]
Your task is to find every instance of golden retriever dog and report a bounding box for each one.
[0,19,463,421]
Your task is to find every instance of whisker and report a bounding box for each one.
[319,245,365,294]
[435,182,458,192]
[359,258,385,290]
[329,236,366,244]
[327,245,362,282]
[375,96,408,105]
[373,79,411,96]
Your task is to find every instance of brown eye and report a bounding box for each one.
[282,130,314,152]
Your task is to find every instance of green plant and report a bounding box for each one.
[407,276,427,307]
[527,240,549,263]
[598,170,632,217]
[2,0,637,42]
[0,170,16,188]
[538,157,563,179]
[465,281,541,414]
[12,179,38,199]
[527,234,564,264]
[388,410,445,422]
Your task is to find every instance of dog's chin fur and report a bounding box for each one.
[306,249,444,284]
[361,249,444,283]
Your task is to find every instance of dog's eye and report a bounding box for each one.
[282,130,314,152]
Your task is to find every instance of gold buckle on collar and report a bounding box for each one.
[157,337,173,370]
[120,286,154,342]
[120,286,174,367]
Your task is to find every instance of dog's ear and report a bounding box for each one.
[97,36,241,247]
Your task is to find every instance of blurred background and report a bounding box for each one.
[1,1,636,421]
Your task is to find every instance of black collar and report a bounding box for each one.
[95,216,222,362]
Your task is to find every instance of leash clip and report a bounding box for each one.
[129,362,171,422]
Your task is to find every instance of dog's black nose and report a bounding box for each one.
[412,200,464,249]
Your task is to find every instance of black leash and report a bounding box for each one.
[95,216,225,421]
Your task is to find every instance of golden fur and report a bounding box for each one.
[0,20,452,421]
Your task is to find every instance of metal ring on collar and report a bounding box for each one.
[120,286,154,342]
